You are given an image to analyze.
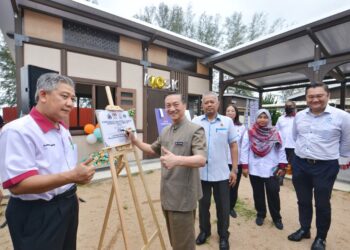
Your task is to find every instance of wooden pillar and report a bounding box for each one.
[209,67,213,91]
[142,42,149,148]
[218,71,224,114]
[258,90,263,109]
[340,81,346,110]
[14,8,23,117]
[313,44,322,83]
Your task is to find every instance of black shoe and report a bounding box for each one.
[273,219,284,230]
[230,209,237,218]
[219,238,229,250]
[311,238,326,250]
[255,217,264,226]
[196,232,211,245]
[288,228,311,241]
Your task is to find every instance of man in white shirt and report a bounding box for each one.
[275,101,296,185]
[0,73,95,250]
[192,92,238,250]
[287,82,350,250]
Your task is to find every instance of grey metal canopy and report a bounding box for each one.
[202,6,350,102]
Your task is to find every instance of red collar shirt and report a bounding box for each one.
[0,108,77,201]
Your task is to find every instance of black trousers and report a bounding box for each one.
[292,156,339,240]
[6,186,79,250]
[228,164,242,211]
[198,180,230,239]
[285,148,295,164]
[249,174,281,221]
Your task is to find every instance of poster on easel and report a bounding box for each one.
[95,109,136,148]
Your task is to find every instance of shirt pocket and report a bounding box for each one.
[40,144,61,170]
[313,124,340,141]
[215,128,228,144]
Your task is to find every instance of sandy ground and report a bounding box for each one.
[1,169,350,250]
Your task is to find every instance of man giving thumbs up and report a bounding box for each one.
[127,94,207,250]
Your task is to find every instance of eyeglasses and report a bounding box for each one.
[306,94,326,100]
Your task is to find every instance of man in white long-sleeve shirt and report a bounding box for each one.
[275,101,296,185]
[288,82,350,250]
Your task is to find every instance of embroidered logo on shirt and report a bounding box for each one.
[68,136,74,150]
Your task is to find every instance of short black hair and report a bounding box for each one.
[164,93,186,104]
[285,100,296,107]
[305,82,330,96]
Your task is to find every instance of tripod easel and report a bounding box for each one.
[97,87,165,250]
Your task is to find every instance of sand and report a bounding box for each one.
[1,169,350,250]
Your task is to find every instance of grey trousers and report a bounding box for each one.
[163,209,196,250]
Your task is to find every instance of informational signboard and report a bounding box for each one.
[95,110,136,148]
[154,108,172,135]
[154,108,192,135]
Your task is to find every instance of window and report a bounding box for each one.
[63,20,119,54]
[167,49,196,72]
[188,95,202,117]
[69,84,133,130]
[70,84,93,129]
[96,85,116,109]
[117,88,136,109]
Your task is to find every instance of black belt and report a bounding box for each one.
[12,185,77,204]
[299,157,335,165]
[51,185,77,202]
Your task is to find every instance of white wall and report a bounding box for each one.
[188,76,210,95]
[24,44,61,72]
[67,52,117,82]
[121,62,143,129]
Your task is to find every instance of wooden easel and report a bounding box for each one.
[97,87,165,250]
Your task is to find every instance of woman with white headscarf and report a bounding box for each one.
[241,109,288,230]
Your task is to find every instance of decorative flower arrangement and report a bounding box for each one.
[90,150,110,167]
[128,108,136,118]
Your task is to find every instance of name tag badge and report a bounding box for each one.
[216,128,227,132]
[175,141,184,146]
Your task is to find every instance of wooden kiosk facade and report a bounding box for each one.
[0,0,219,161]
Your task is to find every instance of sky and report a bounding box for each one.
[81,0,350,26]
